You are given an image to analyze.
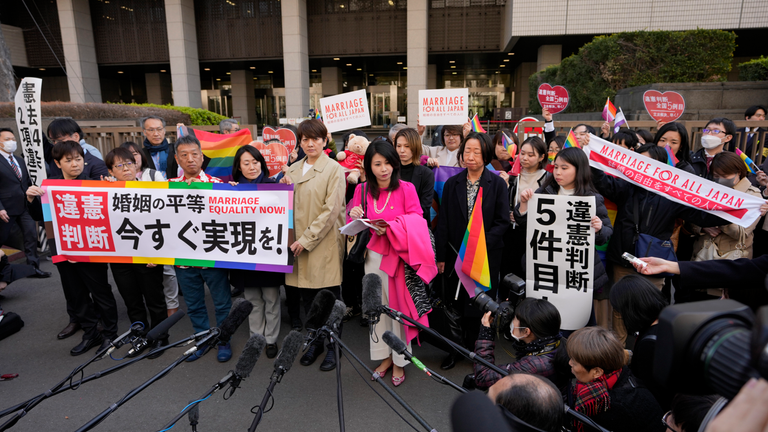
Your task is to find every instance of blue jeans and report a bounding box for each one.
[175,267,232,334]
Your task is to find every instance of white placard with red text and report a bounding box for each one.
[320,89,371,133]
[418,89,468,126]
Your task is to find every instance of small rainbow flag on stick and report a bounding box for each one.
[664,145,679,167]
[502,132,517,157]
[470,114,486,134]
[563,129,580,149]
[735,148,759,174]
[177,125,251,182]
[455,188,491,297]
[548,151,557,162]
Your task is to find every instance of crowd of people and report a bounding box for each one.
[2,104,768,431]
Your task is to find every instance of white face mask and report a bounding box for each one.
[509,323,522,342]
[2,141,17,154]
[701,135,722,149]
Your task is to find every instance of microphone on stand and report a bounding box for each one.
[326,300,346,331]
[100,322,145,359]
[183,299,253,356]
[382,331,467,394]
[302,290,336,350]
[127,310,186,357]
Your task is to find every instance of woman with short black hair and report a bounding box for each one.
[655,122,695,174]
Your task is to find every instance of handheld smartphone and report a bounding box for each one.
[622,252,647,268]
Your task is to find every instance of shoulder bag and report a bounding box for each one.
[346,183,370,264]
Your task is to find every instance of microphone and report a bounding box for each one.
[274,330,303,378]
[183,328,221,356]
[183,299,252,356]
[303,290,336,350]
[326,300,346,331]
[101,322,144,358]
[362,273,383,325]
[227,334,266,396]
[382,331,429,375]
[128,310,187,356]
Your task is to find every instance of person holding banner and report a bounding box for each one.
[435,132,510,370]
[423,125,463,168]
[120,142,165,181]
[654,122,695,174]
[282,119,346,371]
[228,146,283,359]
[394,128,434,224]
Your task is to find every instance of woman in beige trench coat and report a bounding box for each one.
[282,119,346,371]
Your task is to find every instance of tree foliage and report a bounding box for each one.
[739,56,768,81]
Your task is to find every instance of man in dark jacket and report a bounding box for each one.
[690,118,736,178]
[731,105,766,157]
[46,119,109,179]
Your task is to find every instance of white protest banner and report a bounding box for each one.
[585,135,764,228]
[320,89,371,133]
[42,180,294,272]
[526,194,595,330]
[418,88,468,126]
[14,77,47,186]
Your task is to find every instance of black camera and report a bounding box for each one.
[654,299,768,399]
[472,274,527,335]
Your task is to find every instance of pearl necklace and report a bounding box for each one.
[373,191,392,214]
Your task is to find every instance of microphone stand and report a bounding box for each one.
[74,350,196,432]
[327,326,345,432]
[156,371,234,432]
[323,326,437,432]
[247,369,285,431]
[378,307,610,432]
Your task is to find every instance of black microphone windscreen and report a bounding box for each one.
[362,273,383,316]
[382,331,407,355]
[274,330,303,373]
[146,309,186,342]
[451,391,512,432]
[304,290,336,331]
[235,334,266,379]
[219,298,254,342]
[326,300,346,329]
[188,404,199,425]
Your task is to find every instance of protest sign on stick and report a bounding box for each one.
[643,90,685,122]
[14,77,46,186]
[536,83,569,114]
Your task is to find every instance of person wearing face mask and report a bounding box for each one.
[0,128,50,278]
[690,118,736,178]
[473,298,569,391]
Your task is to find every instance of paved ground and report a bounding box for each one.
[0,259,516,432]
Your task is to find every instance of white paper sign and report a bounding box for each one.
[320,89,371,133]
[14,77,46,186]
[418,89,468,126]
[526,194,595,330]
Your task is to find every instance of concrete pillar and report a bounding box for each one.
[231,70,256,125]
[407,0,428,127]
[321,67,342,96]
[428,64,437,89]
[537,44,562,72]
[281,0,310,118]
[164,0,202,108]
[514,62,537,109]
[145,72,173,105]
[57,0,102,103]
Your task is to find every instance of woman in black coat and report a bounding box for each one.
[435,132,510,369]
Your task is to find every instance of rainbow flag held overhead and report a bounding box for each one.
[564,129,580,149]
[470,114,486,134]
[663,145,679,167]
[455,188,491,297]
[177,126,252,182]
[735,148,759,174]
[602,98,617,122]
[502,132,517,157]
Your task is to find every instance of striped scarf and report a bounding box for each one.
[572,368,621,432]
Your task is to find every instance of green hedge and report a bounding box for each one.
[739,56,768,81]
[528,29,737,113]
[117,103,228,125]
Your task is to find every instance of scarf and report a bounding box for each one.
[572,368,622,432]
[143,138,169,173]
[237,172,266,184]
[512,332,562,358]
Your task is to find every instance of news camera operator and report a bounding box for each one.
[487,373,565,432]
[473,298,569,391]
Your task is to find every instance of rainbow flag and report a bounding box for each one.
[455,188,490,297]
[663,145,679,167]
[564,129,580,149]
[470,114,486,134]
[602,98,617,122]
[314,110,322,120]
[735,148,759,174]
[502,132,517,157]
[548,151,557,162]
[177,126,252,182]
[596,198,618,269]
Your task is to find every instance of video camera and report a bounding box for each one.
[472,273,526,336]
[655,299,768,399]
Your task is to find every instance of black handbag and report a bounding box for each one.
[346,183,370,264]
[0,312,24,341]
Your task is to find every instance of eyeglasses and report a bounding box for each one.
[661,411,679,432]
[114,162,134,169]
[144,127,165,134]
[703,129,727,135]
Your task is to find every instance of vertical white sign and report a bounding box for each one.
[319,89,371,133]
[525,194,595,330]
[14,77,46,186]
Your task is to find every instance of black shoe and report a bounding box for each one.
[57,322,81,340]
[359,314,369,328]
[440,353,459,370]
[265,343,278,359]
[71,335,104,356]
[231,287,244,297]
[319,349,337,371]
[99,338,112,353]
[30,268,51,278]
[147,338,169,359]
[291,318,303,331]
[300,343,324,366]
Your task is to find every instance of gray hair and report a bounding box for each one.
[141,116,166,129]
[219,119,239,134]
[388,123,408,142]
[174,134,201,152]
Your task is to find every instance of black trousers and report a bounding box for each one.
[56,262,118,340]
[341,260,364,309]
[110,263,168,339]
[0,210,39,267]
[285,285,342,347]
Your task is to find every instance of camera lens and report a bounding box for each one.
[689,318,755,399]
[473,293,499,314]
